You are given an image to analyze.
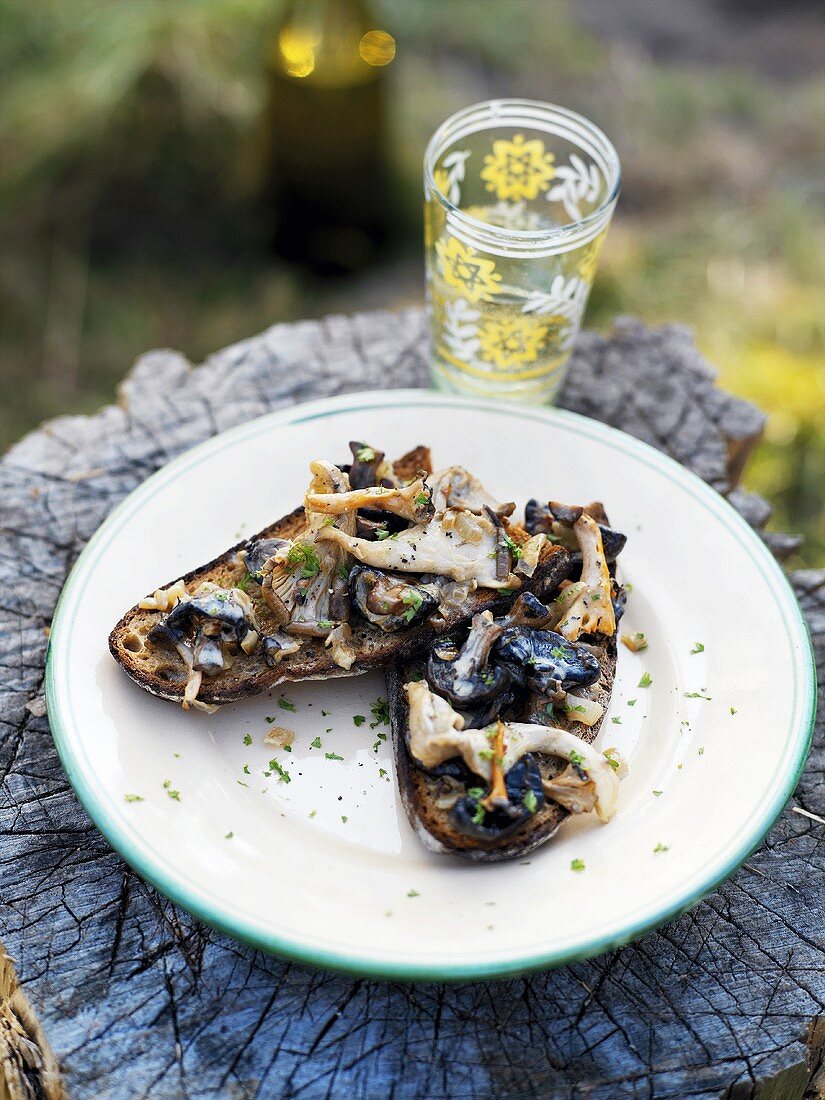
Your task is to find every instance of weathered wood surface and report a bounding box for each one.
[1,311,822,1099]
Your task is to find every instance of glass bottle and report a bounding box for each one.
[261,0,395,275]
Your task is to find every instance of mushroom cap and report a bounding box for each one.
[348,564,438,632]
[494,626,601,695]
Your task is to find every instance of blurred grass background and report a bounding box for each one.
[1,0,823,564]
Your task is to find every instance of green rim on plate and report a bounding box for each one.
[45,390,817,981]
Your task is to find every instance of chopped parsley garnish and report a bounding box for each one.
[269,759,291,783]
[627,699,637,707]
[414,491,430,506]
[162,779,181,801]
[407,888,420,898]
[568,749,585,766]
[370,697,390,728]
[310,736,322,749]
[325,752,344,761]
[502,531,523,559]
[565,702,586,714]
[550,646,568,659]
[684,691,712,701]
[400,588,424,622]
[523,789,538,814]
[237,780,249,788]
[378,768,388,779]
[242,764,250,775]
[236,572,254,593]
[544,702,554,717]
[124,793,144,803]
[690,642,705,654]
[653,842,670,853]
[611,716,622,724]
[356,446,375,463]
[286,542,320,578]
[225,831,234,839]
[308,809,317,818]
[317,619,333,630]
[730,707,737,715]
[353,715,366,727]
[283,745,292,753]
[375,528,391,540]
[604,754,620,771]
[243,733,253,746]
[321,710,330,717]
[638,672,653,688]
[571,858,586,872]
[467,786,485,800]
[341,816,348,824]
[337,562,352,580]
[481,670,495,686]
[471,803,486,825]
[278,697,296,712]
[698,746,705,756]
[372,731,387,752]
[479,748,494,761]
[653,790,663,797]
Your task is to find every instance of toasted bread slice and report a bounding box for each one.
[387,635,617,862]
[109,447,571,706]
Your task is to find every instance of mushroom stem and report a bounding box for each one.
[482,721,508,810]
[306,477,433,524]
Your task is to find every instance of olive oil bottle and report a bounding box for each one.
[262,0,395,275]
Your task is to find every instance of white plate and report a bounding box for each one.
[46,390,815,980]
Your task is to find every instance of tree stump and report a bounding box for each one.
[1,311,822,1099]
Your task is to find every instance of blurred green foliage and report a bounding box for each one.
[0,0,822,564]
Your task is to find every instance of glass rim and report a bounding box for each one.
[423,98,622,243]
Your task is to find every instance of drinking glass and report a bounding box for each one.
[424,99,621,402]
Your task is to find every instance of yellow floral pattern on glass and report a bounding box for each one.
[433,168,451,199]
[436,236,501,303]
[477,316,549,369]
[577,234,604,284]
[480,133,556,202]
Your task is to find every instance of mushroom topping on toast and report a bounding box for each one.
[348,565,438,632]
[493,624,601,698]
[239,537,290,582]
[525,499,627,563]
[430,466,515,517]
[109,443,593,735]
[347,441,393,490]
[148,582,260,708]
[404,680,621,824]
[427,610,509,708]
[305,476,434,526]
[260,459,355,638]
[554,514,617,640]
[316,507,520,588]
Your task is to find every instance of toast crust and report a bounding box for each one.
[387,636,617,862]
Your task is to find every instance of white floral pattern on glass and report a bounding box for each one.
[522,275,588,320]
[546,154,603,222]
[442,297,481,363]
[521,275,590,352]
[434,150,471,206]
